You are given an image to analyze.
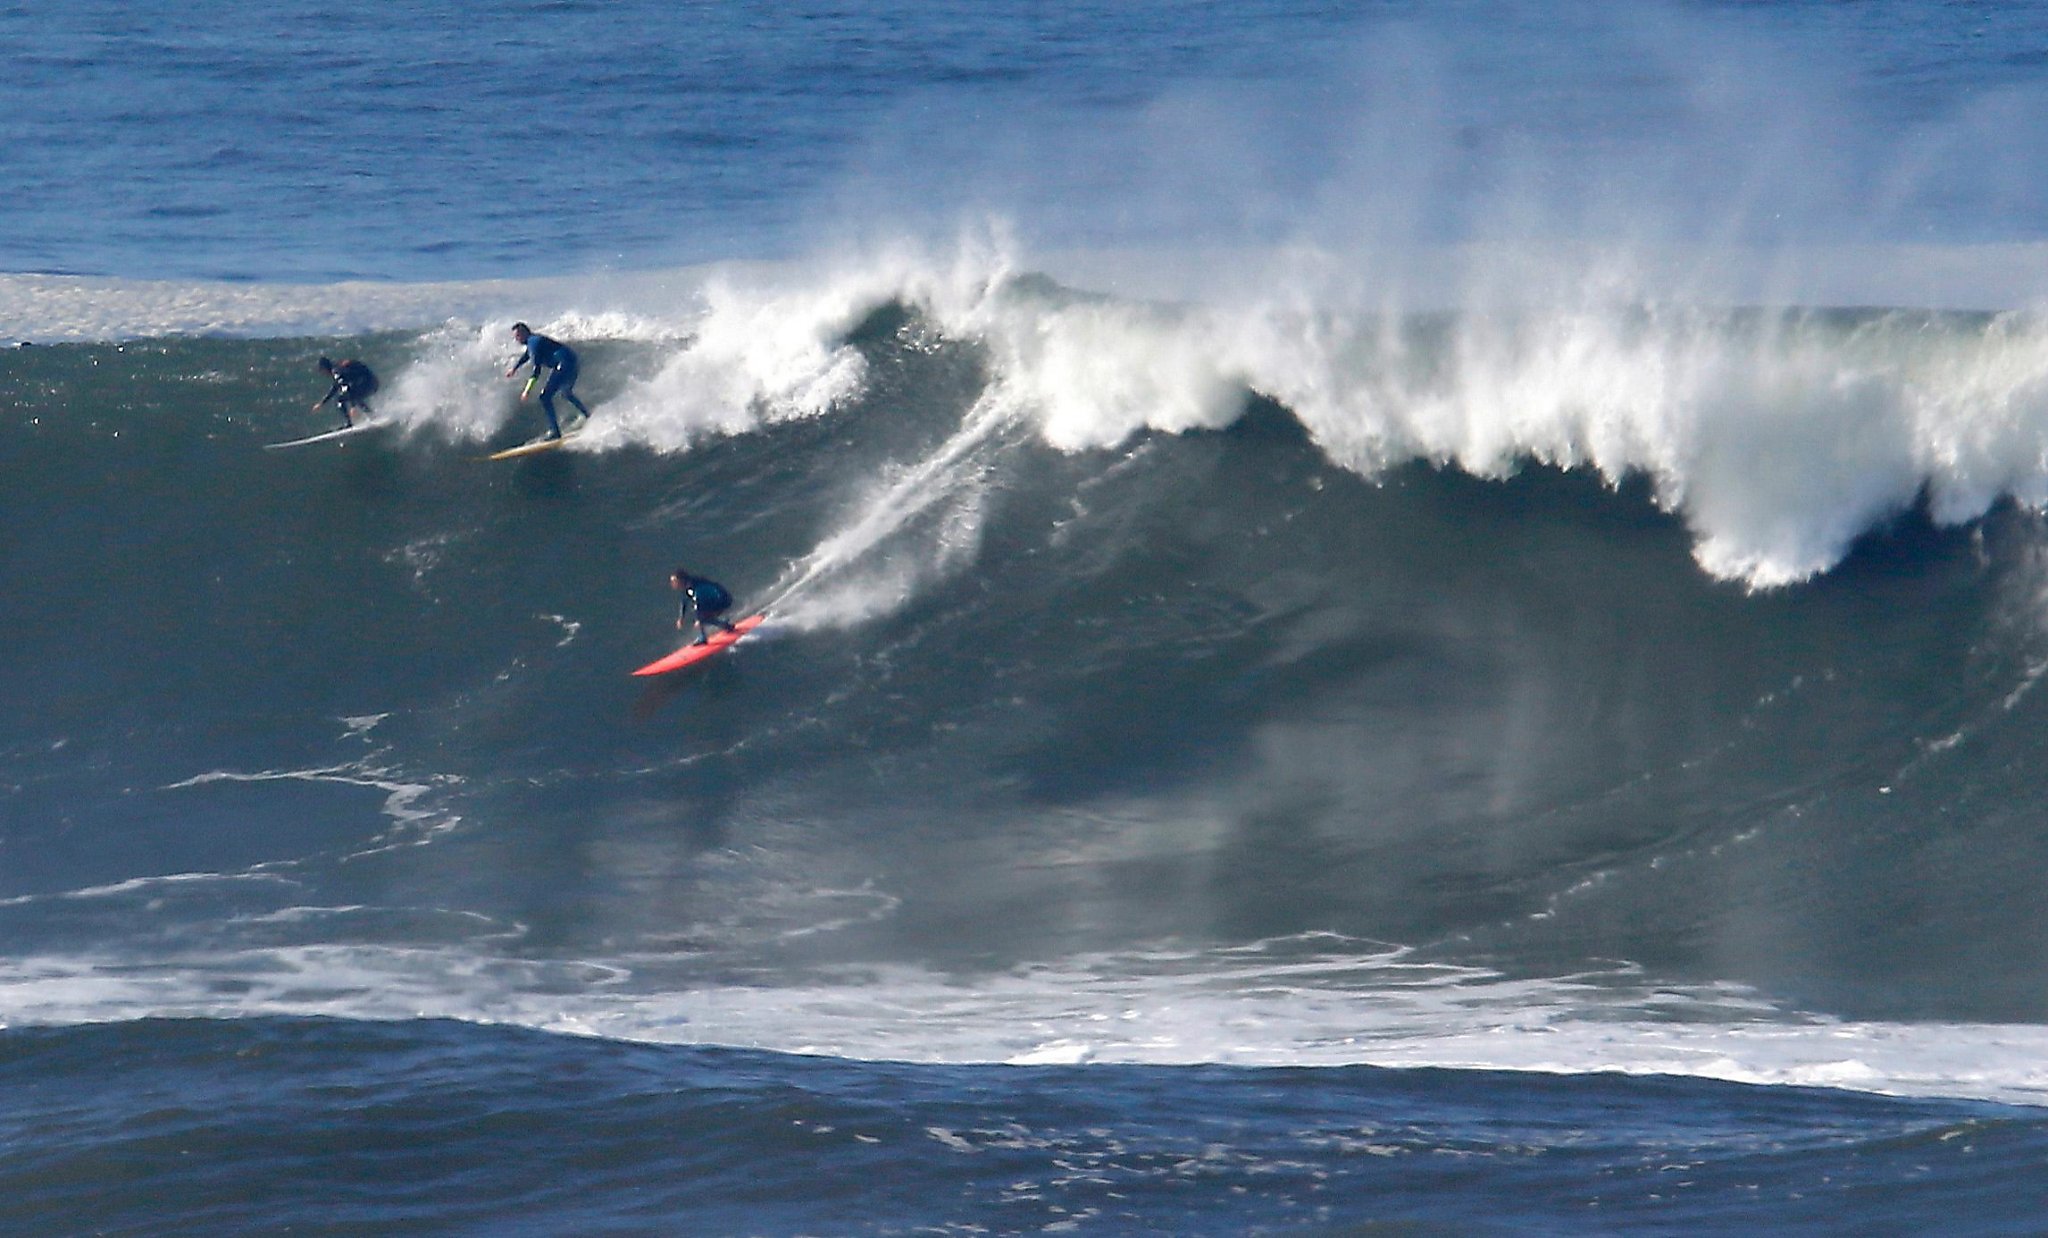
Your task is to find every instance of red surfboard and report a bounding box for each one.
[632,613,766,676]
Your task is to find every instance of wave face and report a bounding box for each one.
[9,262,2048,1111]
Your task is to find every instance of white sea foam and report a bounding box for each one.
[0,936,2043,1107]
[163,758,462,859]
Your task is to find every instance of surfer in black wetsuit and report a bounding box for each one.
[671,568,739,644]
[505,322,591,440]
[314,357,378,427]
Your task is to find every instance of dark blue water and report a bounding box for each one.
[11,1,2048,284]
[10,1,2048,1232]
[5,1018,2046,1236]
[3,1,1373,281]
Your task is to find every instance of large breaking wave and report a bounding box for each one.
[9,236,2048,1103]
[17,232,2048,586]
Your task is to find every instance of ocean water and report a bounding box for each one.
[10,1,2048,1233]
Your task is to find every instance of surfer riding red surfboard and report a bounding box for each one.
[671,568,739,645]
[630,568,766,676]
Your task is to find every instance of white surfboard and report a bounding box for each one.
[265,418,392,450]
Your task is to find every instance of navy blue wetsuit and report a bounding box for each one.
[319,359,378,424]
[676,574,737,641]
[510,332,591,436]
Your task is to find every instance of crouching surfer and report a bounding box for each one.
[671,568,739,645]
[314,356,378,428]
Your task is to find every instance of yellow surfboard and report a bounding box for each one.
[485,416,587,460]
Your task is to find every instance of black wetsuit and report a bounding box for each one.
[320,359,379,424]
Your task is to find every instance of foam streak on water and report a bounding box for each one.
[1,935,2044,1107]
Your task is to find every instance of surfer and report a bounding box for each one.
[505,322,591,440]
[671,568,739,644]
[313,357,378,428]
